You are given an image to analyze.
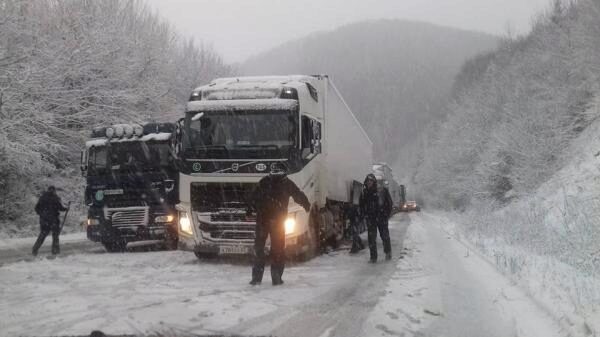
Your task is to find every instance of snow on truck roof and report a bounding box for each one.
[193,75,321,92]
[85,133,172,149]
[186,98,298,112]
[85,123,173,148]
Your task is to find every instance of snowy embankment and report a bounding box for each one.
[0,232,86,250]
[365,213,564,337]
[452,111,600,337]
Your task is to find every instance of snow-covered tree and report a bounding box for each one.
[0,0,231,229]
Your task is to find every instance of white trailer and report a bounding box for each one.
[175,75,373,259]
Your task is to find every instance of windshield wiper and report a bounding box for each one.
[192,145,229,152]
[236,144,281,151]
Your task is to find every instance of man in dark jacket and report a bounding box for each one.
[32,186,68,256]
[359,174,393,263]
[249,169,310,286]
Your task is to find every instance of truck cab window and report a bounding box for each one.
[89,146,107,171]
[301,116,322,159]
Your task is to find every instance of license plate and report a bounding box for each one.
[219,245,250,255]
[103,189,124,195]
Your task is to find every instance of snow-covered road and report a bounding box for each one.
[0,213,566,337]
[0,233,103,266]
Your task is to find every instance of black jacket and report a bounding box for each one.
[35,191,67,221]
[359,175,393,220]
[250,175,310,224]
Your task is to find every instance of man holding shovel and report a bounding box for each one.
[32,186,70,256]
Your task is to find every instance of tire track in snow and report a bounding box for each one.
[227,214,411,337]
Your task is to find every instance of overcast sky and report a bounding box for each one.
[147,0,550,63]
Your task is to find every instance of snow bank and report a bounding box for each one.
[366,214,565,337]
[0,232,85,250]
[445,100,600,336]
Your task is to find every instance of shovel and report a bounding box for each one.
[59,201,72,234]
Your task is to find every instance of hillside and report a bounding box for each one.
[242,20,498,165]
[412,1,600,333]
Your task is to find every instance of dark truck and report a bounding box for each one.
[80,123,179,252]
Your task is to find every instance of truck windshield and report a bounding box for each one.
[88,142,172,173]
[183,109,298,159]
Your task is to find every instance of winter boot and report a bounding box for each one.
[385,253,392,261]
[271,266,284,286]
[249,266,264,285]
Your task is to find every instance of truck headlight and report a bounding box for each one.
[179,212,193,235]
[284,217,296,235]
[86,218,100,226]
[155,215,175,223]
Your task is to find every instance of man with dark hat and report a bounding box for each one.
[32,186,68,256]
[249,167,310,286]
[359,174,393,263]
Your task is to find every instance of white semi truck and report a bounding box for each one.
[175,75,373,259]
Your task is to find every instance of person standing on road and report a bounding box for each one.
[359,174,393,263]
[32,186,68,256]
[249,167,310,286]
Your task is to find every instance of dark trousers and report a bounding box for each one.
[367,217,391,260]
[252,218,286,283]
[32,218,60,255]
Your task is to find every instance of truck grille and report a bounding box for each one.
[209,223,255,240]
[196,211,256,241]
[210,212,256,222]
[105,207,149,227]
[213,230,255,240]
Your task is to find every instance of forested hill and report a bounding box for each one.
[414,0,600,209]
[0,0,231,234]
[242,19,498,163]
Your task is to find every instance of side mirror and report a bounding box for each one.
[80,150,88,176]
[164,179,175,193]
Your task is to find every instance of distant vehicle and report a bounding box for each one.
[174,75,373,259]
[402,201,420,212]
[372,163,401,212]
[81,123,179,252]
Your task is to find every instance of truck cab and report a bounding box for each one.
[81,123,179,252]
[175,75,373,259]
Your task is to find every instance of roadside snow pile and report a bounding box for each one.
[366,214,565,337]
[453,108,600,336]
[0,171,85,239]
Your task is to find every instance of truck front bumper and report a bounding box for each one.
[87,223,177,244]
[179,232,308,257]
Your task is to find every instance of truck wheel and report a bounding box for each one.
[164,234,178,251]
[102,242,125,253]
[320,209,339,250]
[194,251,218,259]
[298,207,321,261]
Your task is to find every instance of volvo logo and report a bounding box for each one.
[256,163,267,172]
[231,163,239,172]
[192,162,202,172]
